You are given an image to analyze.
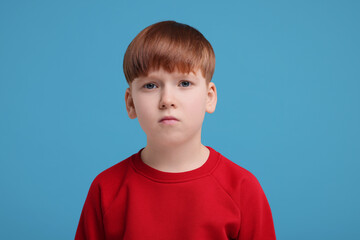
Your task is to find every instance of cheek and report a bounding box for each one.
[133,96,157,123]
[184,92,207,115]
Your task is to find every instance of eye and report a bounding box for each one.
[144,83,157,89]
[179,81,191,87]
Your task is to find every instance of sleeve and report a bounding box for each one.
[238,173,276,240]
[75,178,106,240]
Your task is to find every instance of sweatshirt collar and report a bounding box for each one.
[131,146,220,183]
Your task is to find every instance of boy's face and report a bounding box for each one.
[125,67,217,147]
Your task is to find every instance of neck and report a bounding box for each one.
[141,137,210,173]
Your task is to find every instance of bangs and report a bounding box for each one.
[123,21,215,84]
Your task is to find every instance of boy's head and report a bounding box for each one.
[123,20,215,85]
[123,21,217,147]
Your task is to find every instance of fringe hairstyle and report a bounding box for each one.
[123,21,215,84]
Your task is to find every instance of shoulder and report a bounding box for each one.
[211,150,277,239]
[212,149,260,185]
[87,154,135,195]
[210,149,266,204]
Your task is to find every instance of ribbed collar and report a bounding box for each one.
[131,146,220,183]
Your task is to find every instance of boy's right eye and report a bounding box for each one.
[144,83,157,89]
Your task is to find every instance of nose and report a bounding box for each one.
[159,86,176,109]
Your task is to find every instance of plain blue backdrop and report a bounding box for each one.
[1,0,359,239]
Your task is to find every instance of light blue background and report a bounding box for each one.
[1,0,359,239]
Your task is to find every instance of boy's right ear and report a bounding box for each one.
[125,88,137,119]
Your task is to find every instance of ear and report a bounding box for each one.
[205,82,217,114]
[125,88,137,119]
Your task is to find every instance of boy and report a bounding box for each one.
[75,20,276,240]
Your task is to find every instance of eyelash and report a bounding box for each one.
[179,81,191,87]
[143,81,192,89]
[143,83,157,89]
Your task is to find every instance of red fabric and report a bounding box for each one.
[75,146,276,240]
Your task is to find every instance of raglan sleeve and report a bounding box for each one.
[237,172,276,240]
[75,177,106,240]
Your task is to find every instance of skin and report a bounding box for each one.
[125,67,217,173]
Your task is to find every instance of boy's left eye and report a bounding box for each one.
[179,81,191,87]
[144,83,157,89]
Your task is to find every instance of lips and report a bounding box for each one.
[159,116,179,124]
[160,116,178,121]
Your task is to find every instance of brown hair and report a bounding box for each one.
[123,21,215,84]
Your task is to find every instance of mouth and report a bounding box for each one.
[159,116,179,125]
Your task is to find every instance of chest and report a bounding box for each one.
[102,178,240,240]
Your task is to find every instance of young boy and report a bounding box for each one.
[75,21,276,240]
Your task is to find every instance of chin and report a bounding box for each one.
[152,135,189,147]
[161,138,186,147]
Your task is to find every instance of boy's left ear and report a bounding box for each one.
[205,82,217,113]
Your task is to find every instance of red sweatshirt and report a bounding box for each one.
[75,146,276,240]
